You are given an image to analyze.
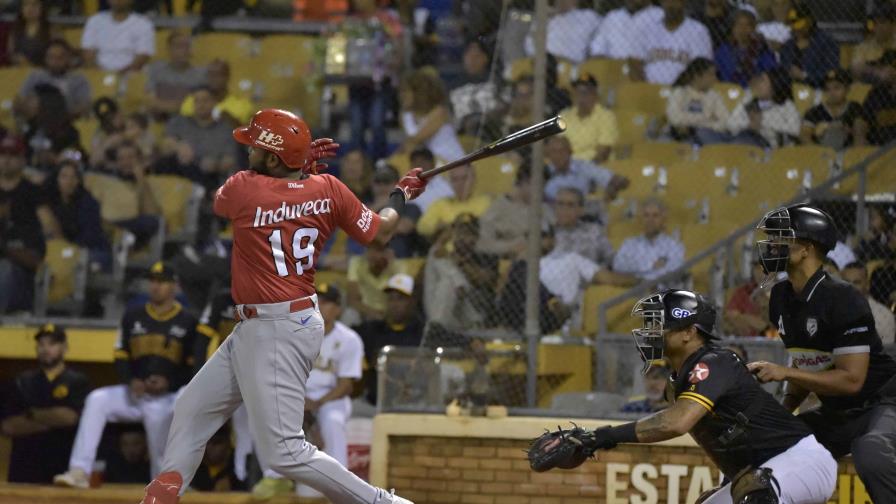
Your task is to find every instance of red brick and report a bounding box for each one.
[562,473,596,485]
[427,467,462,480]
[496,496,528,504]
[544,484,582,496]
[412,479,447,491]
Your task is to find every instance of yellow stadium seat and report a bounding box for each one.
[768,145,836,187]
[0,67,32,129]
[835,145,896,195]
[612,82,670,117]
[848,82,872,104]
[84,172,139,222]
[603,158,664,199]
[713,82,746,112]
[146,175,205,241]
[82,69,122,100]
[840,45,854,68]
[614,109,657,145]
[627,142,691,163]
[606,217,643,250]
[193,33,258,66]
[509,58,533,82]
[62,27,83,48]
[578,58,629,91]
[397,257,426,277]
[581,285,635,336]
[120,70,147,112]
[472,155,517,196]
[386,151,412,176]
[155,29,172,58]
[259,35,316,69]
[792,83,819,117]
[73,118,98,146]
[316,270,349,291]
[34,239,88,316]
[696,143,766,166]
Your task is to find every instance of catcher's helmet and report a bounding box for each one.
[756,204,836,276]
[233,108,312,170]
[630,290,717,374]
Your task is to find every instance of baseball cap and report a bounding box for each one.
[147,261,178,282]
[571,73,598,88]
[824,68,852,87]
[318,283,342,304]
[34,323,66,343]
[384,273,414,296]
[0,134,25,156]
[787,3,814,30]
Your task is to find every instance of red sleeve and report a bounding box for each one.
[213,171,247,219]
[329,175,381,245]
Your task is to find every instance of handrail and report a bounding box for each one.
[597,140,896,338]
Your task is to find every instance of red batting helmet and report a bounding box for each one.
[233,108,312,170]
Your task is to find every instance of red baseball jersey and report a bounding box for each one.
[214,170,381,304]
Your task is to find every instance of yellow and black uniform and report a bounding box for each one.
[2,366,89,483]
[198,291,237,352]
[673,345,812,479]
[114,302,207,391]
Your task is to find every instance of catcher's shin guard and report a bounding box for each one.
[140,471,183,504]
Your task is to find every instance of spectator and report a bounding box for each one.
[103,427,151,484]
[405,147,454,213]
[355,273,424,405]
[179,59,253,126]
[347,241,404,321]
[552,187,614,267]
[0,324,88,484]
[423,213,498,330]
[503,76,535,135]
[631,0,713,85]
[338,149,373,203]
[801,69,869,149]
[124,113,156,159]
[779,2,839,88]
[54,262,206,487]
[81,0,154,73]
[852,4,896,84]
[88,97,125,168]
[728,67,801,148]
[367,163,423,258]
[106,141,162,247]
[45,159,111,271]
[756,0,791,52]
[666,57,730,144]
[856,206,895,262]
[416,163,491,239]
[344,0,402,160]
[870,261,896,311]
[864,50,896,145]
[476,167,536,258]
[544,135,628,202]
[0,138,49,313]
[723,260,773,337]
[20,83,81,168]
[612,197,685,282]
[398,68,465,163]
[621,365,670,413]
[164,87,239,181]
[7,0,58,67]
[450,38,504,136]
[696,0,732,49]
[16,39,91,119]
[841,261,896,345]
[590,0,663,60]
[714,9,777,88]
[192,425,244,491]
[145,32,206,119]
[524,0,601,64]
[557,75,618,163]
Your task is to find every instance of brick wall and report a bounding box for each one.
[386,435,866,504]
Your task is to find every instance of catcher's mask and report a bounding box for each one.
[631,290,717,374]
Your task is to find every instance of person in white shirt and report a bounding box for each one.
[524,0,601,64]
[631,0,713,85]
[81,0,154,73]
[590,0,663,60]
[612,197,686,281]
[250,284,365,499]
[728,67,801,148]
[757,0,792,52]
[841,262,896,345]
[551,187,614,267]
[666,57,730,144]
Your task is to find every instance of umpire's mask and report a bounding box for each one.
[755,207,795,284]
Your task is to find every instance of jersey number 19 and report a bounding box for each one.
[267,228,320,277]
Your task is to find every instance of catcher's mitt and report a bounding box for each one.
[527,424,596,472]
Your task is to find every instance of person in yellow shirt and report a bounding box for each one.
[416,163,491,238]
[558,74,619,163]
[346,242,406,321]
[180,59,254,126]
[852,4,896,84]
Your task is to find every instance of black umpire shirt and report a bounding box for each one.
[115,302,208,391]
[2,367,89,483]
[673,346,812,479]
[770,268,896,412]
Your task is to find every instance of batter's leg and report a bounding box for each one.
[234,311,406,503]
[157,333,244,492]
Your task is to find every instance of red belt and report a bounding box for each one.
[234,298,315,321]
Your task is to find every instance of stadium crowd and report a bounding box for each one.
[0,0,896,495]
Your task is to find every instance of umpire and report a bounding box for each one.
[749,204,896,502]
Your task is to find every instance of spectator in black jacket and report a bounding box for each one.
[45,159,111,271]
[103,427,151,483]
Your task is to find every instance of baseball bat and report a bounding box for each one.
[418,115,567,179]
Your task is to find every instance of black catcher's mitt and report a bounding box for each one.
[527,424,596,472]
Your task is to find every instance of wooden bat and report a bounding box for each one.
[418,116,567,179]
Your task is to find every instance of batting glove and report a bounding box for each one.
[395,167,428,201]
[306,138,340,174]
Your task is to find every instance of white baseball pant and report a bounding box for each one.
[701,435,837,504]
[67,384,176,477]
[157,297,395,502]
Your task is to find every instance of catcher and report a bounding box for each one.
[529,289,837,504]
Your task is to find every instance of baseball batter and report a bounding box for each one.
[140,108,427,504]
